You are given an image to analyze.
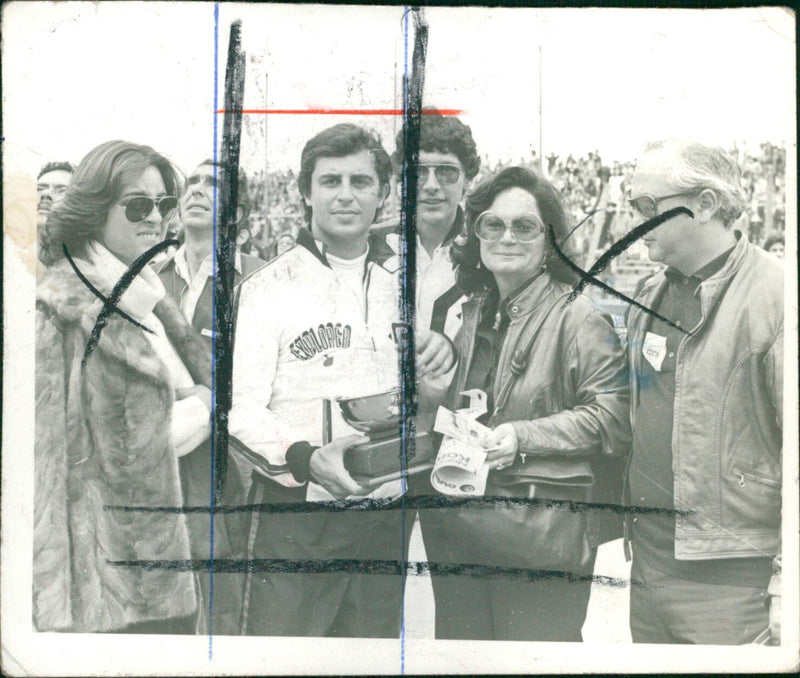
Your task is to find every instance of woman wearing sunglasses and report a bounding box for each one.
[35,140,210,633]
[426,166,631,641]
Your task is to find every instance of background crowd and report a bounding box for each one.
[234,142,786,271]
[223,141,786,333]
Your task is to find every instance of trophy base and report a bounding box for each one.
[344,431,434,481]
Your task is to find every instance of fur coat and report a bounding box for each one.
[34,257,202,632]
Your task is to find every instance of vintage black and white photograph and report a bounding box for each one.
[2,2,797,675]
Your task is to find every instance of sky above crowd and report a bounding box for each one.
[3,3,795,178]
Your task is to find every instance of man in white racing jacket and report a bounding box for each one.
[230,123,452,637]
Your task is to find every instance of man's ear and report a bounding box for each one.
[696,188,720,224]
[379,182,390,210]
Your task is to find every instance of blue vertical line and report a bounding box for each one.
[208,1,220,661]
[399,6,410,675]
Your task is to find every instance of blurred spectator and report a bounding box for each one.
[37,161,75,238]
[275,231,295,256]
[762,234,785,260]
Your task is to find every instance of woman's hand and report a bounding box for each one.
[417,330,455,379]
[175,385,212,411]
[485,423,519,470]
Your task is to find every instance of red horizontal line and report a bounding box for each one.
[215,108,463,115]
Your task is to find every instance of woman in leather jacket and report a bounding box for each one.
[424,165,631,641]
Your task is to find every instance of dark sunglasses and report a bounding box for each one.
[418,164,462,186]
[628,190,696,219]
[474,212,544,243]
[118,196,179,223]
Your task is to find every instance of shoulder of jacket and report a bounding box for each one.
[545,281,618,337]
[240,252,267,276]
[238,243,315,290]
[742,244,784,291]
[37,260,95,323]
[370,222,400,255]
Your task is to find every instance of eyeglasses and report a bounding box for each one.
[418,164,462,186]
[118,196,179,223]
[474,211,544,243]
[628,191,696,219]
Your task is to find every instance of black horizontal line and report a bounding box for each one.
[107,557,638,587]
[105,495,690,517]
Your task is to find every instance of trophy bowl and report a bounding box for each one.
[333,388,434,482]
[336,388,402,437]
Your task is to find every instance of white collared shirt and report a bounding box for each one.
[172,244,243,321]
[385,233,465,340]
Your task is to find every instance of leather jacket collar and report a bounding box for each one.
[637,230,748,307]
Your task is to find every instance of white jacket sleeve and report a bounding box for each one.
[172,396,211,457]
[229,276,303,487]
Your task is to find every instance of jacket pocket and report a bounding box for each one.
[493,455,594,489]
[732,466,781,490]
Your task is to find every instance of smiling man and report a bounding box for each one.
[229,123,443,637]
[625,139,784,645]
[156,159,264,635]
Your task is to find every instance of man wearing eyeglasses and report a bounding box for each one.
[36,160,74,238]
[625,139,784,644]
[378,111,482,388]
[156,160,265,635]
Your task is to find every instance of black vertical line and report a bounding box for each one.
[399,7,427,474]
[214,20,245,508]
[398,7,427,662]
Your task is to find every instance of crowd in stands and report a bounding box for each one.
[236,142,787,267]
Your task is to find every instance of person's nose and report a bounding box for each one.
[421,168,441,193]
[336,179,355,203]
[187,183,207,201]
[38,185,53,199]
[498,222,516,243]
[144,203,163,226]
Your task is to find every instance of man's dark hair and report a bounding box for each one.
[297,123,392,225]
[195,159,250,226]
[37,161,76,180]
[392,110,480,181]
[762,234,784,252]
[451,165,578,295]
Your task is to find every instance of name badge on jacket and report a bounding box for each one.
[642,331,667,372]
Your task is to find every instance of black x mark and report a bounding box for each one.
[549,207,694,335]
[62,239,180,368]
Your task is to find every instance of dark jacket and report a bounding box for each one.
[626,233,783,560]
[155,249,265,551]
[449,272,632,547]
[156,249,265,634]
[157,250,266,359]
